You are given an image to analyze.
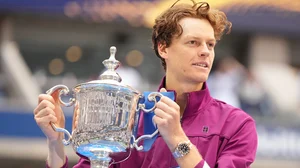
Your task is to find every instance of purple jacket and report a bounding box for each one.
[48,79,258,168]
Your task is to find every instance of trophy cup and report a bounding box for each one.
[46,46,174,168]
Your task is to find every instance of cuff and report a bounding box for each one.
[195,160,210,168]
[46,156,68,168]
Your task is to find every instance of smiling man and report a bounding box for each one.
[35,1,258,168]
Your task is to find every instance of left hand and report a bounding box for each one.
[153,88,186,149]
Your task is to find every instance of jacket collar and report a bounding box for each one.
[158,76,213,118]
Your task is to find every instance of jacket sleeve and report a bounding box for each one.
[216,119,258,168]
[73,156,91,168]
[195,160,204,168]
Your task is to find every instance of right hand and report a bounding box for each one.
[34,90,65,141]
[72,102,80,132]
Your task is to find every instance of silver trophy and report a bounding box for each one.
[46,46,173,168]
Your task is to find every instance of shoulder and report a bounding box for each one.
[211,98,253,121]
[209,98,256,136]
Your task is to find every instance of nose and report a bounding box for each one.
[197,43,210,57]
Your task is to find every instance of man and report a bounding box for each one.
[34,1,257,168]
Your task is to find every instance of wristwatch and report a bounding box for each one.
[172,140,192,159]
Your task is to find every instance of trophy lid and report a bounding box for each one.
[74,46,140,94]
[98,46,122,82]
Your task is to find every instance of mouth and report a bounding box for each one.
[192,62,209,68]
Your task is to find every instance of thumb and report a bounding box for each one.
[160,88,167,92]
[48,89,62,106]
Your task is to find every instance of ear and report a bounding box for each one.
[158,42,168,59]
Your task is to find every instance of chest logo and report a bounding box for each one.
[202,126,209,133]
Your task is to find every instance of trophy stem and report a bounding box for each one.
[90,158,111,168]
[90,148,112,168]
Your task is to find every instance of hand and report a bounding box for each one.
[72,102,80,132]
[33,90,65,141]
[153,88,186,149]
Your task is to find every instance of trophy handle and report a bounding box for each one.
[131,92,166,151]
[46,84,76,146]
[138,92,163,113]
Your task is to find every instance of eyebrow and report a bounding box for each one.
[184,35,216,43]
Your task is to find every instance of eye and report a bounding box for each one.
[208,42,215,48]
[187,40,198,46]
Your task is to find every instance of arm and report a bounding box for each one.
[153,90,203,168]
[34,93,67,168]
[216,119,258,168]
[47,137,67,168]
[169,136,203,168]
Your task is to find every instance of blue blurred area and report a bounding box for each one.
[0,110,73,138]
[0,0,298,36]
[0,0,70,13]
[0,0,156,13]
[226,6,300,37]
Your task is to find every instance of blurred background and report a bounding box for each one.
[0,0,299,167]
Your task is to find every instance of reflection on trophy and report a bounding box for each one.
[46,46,174,168]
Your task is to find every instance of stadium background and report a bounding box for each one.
[0,0,300,167]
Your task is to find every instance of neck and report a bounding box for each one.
[165,75,204,116]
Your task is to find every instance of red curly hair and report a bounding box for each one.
[152,1,232,70]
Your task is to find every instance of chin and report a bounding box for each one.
[188,75,207,83]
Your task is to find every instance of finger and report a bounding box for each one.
[128,115,135,131]
[154,108,172,119]
[75,104,80,116]
[35,107,56,118]
[160,88,167,92]
[38,94,56,104]
[74,112,79,127]
[156,100,177,115]
[152,115,167,127]
[72,105,80,127]
[35,113,57,126]
[34,100,55,115]
[75,112,79,121]
[74,120,78,130]
[48,89,63,105]
[159,96,180,111]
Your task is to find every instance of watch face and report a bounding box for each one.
[178,143,190,155]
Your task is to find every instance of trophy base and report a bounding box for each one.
[76,140,127,158]
[76,140,132,167]
[90,159,110,168]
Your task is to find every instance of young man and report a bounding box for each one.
[34,1,257,168]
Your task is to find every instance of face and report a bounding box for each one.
[159,17,216,84]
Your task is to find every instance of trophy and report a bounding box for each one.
[46,46,174,168]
